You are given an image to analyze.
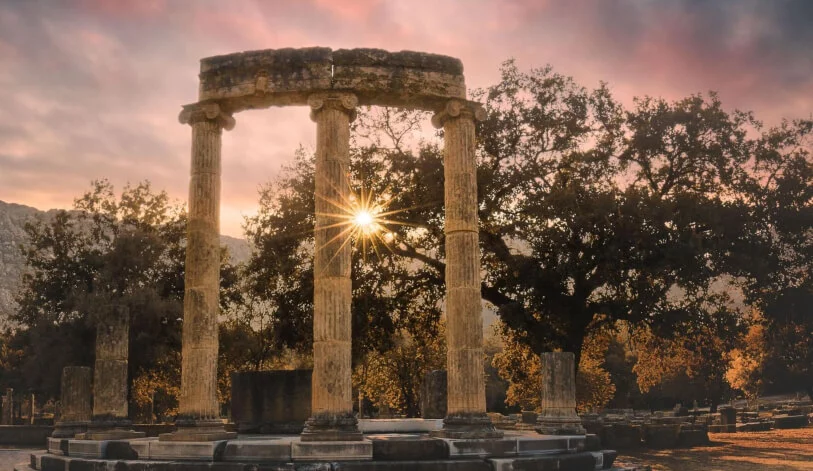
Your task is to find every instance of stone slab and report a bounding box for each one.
[516,435,572,454]
[358,419,443,433]
[30,451,46,470]
[67,439,107,458]
[148,440,227,461]
[369,434,448,460]
[445,437,517,457]
[773,415,809,429]
[489,452,599,471]
[222,437,293,462]
[47,437,68,456]
[332,461,491,471]
[291,439,373,461]
[105,438,154,459]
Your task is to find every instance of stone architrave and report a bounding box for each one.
[301,92,363,442]
[429,100,502,439]
[82,305,145,440]
[536,352,586,435]
[161,103,237,442]
[52,366,92,438]
[1,388,12,425]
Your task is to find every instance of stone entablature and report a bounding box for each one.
[196,47,467,112]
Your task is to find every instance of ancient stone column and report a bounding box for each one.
[52,366,92,438]
[536,352,586,435]
[301,92,362,442]
[82,305,145,440]
[430,100,502,439]
[1,388,12,425]
[161,103,237,442]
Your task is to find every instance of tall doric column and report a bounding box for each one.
[161,102,236,442]
[82,305,145,440]
[431,100,502,439]
[536,352,586,435]
[301,92,362,442]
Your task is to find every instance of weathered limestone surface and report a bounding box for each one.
[197,48,465,112]
[52,367,92,438]
[92,306,130,423]
[161,103,236,442]
[81,305,145,440]
[301,92,361,442]
[430,100,500,439]
[536,352,586,436]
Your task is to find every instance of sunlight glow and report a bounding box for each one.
[354,210,375,229]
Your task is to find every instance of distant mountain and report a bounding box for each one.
[0,200,250,328]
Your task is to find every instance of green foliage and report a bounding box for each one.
[9,180,187,400]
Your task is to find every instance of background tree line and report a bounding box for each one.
[0,59,809,420]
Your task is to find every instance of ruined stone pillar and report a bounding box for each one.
[82,305,145,440]
[1,388,12,425]
[431,100,502,439]
[161,103,237,442]
[536,352,586,435]
[301,92,362,442]
[52,366,92,438]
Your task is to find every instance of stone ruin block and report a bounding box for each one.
[421,370,447,419]
[677,424,710,447]
[772,414,809,429]
[600,424,642,449]
[230,370,312,433]
[718,406,737,426]
[642,424,681,449]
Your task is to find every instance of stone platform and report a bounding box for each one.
[21,432,618,470]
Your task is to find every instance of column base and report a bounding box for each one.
[159,418,237,442]
[75,417,146,440]
[300,413,363,442]
[430,413,504,439]
[536,412,586,436]
[51,421,89,438]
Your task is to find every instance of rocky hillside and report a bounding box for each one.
[0,200,250,328]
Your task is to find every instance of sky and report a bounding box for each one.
[1,0,811,237]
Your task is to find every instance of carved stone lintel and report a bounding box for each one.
[308,92,358,122]
[178,102,236,131]
[431,99,486,129]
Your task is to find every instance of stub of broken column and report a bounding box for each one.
[1,388,12,425]
[161,102,237,442]
[430,100,502,439]
[52,366,92,438]
[301,92,362,442]
[81,305,145,440]
[536,352,586,436]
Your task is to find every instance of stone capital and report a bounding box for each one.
[308,92,358,122]
[431,99,486,129]
[178,102,236,131]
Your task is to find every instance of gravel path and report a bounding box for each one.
[618,427,813,471]
[0,448,37,471]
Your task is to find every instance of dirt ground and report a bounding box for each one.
[616,427,813,470]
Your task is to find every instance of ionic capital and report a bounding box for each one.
[178,102,236,131]
[308,92,358,122]
[431,99,486,129]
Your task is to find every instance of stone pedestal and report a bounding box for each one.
[301,92,362,442]
[536,352,586,435]
[53,367,92,438]
[430,100,501,439]
[161,103,236,442]
[81,306,145,440]
[231,370,312,433]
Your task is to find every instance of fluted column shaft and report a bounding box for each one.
[302,92,362,442]
[536,352,586,435]
[162,103,236,442]
[431,100,501,439]
[93,305,130,422]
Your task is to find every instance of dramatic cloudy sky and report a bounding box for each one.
[1,0,811,236]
